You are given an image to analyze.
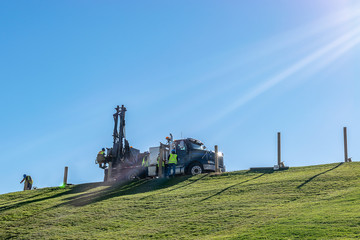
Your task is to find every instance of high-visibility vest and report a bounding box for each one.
[157,157,165,167]
[97,151,105,163]
[26,176,33,184]
[168,154,178,164]
[98,151,105,155]
[142,156,148,167]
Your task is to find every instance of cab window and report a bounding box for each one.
[176,140,187,151]
[188,142,205,150]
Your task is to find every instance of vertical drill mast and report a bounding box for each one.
[112,105,127,165]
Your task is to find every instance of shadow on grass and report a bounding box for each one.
[297,162,343,189]
[167,174,208,192]
[51,176,191,207]
[200,173,266,202]
[139,174,208,200]
[1,176,194,211]
[0,182,113,212]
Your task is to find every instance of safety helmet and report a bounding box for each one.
[102,148,105,151]
[171,149,176,154]
[23,174,26,178]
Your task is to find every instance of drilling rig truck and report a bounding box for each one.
[96,105,225,181]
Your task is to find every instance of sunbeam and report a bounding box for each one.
[199,23,360,130]
[162,6,360,130]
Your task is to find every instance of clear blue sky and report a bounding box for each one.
[1,0,359,194]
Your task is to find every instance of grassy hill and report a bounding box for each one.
[1,162,360,239]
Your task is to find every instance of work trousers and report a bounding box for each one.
[24,180,32,190]
[167,163,176,177]
[143,166,148,177]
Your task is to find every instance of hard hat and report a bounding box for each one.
[171,149,176,153]
[102,148,105,151]
[23,174,26,178]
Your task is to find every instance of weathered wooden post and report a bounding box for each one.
[277,132,281,167]
[158,147,163,178]
[215,145,219,173]
[107,162,112,182]
[344,127,348,162]
[63,166,68,185]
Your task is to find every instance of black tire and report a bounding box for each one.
[188,163,203,176]
[127,170,139,181]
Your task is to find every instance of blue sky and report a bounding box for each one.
[1,0,359,194]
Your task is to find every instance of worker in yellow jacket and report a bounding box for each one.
[20,174,33,190]
[142,153,149,176]
[96,148,106,169]
[167,149,178,178]
[157,154,165,177]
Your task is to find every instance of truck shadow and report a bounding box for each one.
[51,176,192,207]
[0,176,197,211]
[199,173,266,202]
[296,162,343,189]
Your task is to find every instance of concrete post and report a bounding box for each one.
[277,132,281,167]
[107,162,112,182]
[344,127,348,162]
[63,166,68,185]
[215,145,219,173]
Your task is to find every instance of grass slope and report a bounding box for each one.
[1,162,360,239]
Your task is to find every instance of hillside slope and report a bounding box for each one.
[1,162,360,239]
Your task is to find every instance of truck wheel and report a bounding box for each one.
[127,170,139,181]
[189,163,203,175]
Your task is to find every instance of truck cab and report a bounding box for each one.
[173,138,225,175]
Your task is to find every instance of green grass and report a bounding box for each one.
[1,162,360,239]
